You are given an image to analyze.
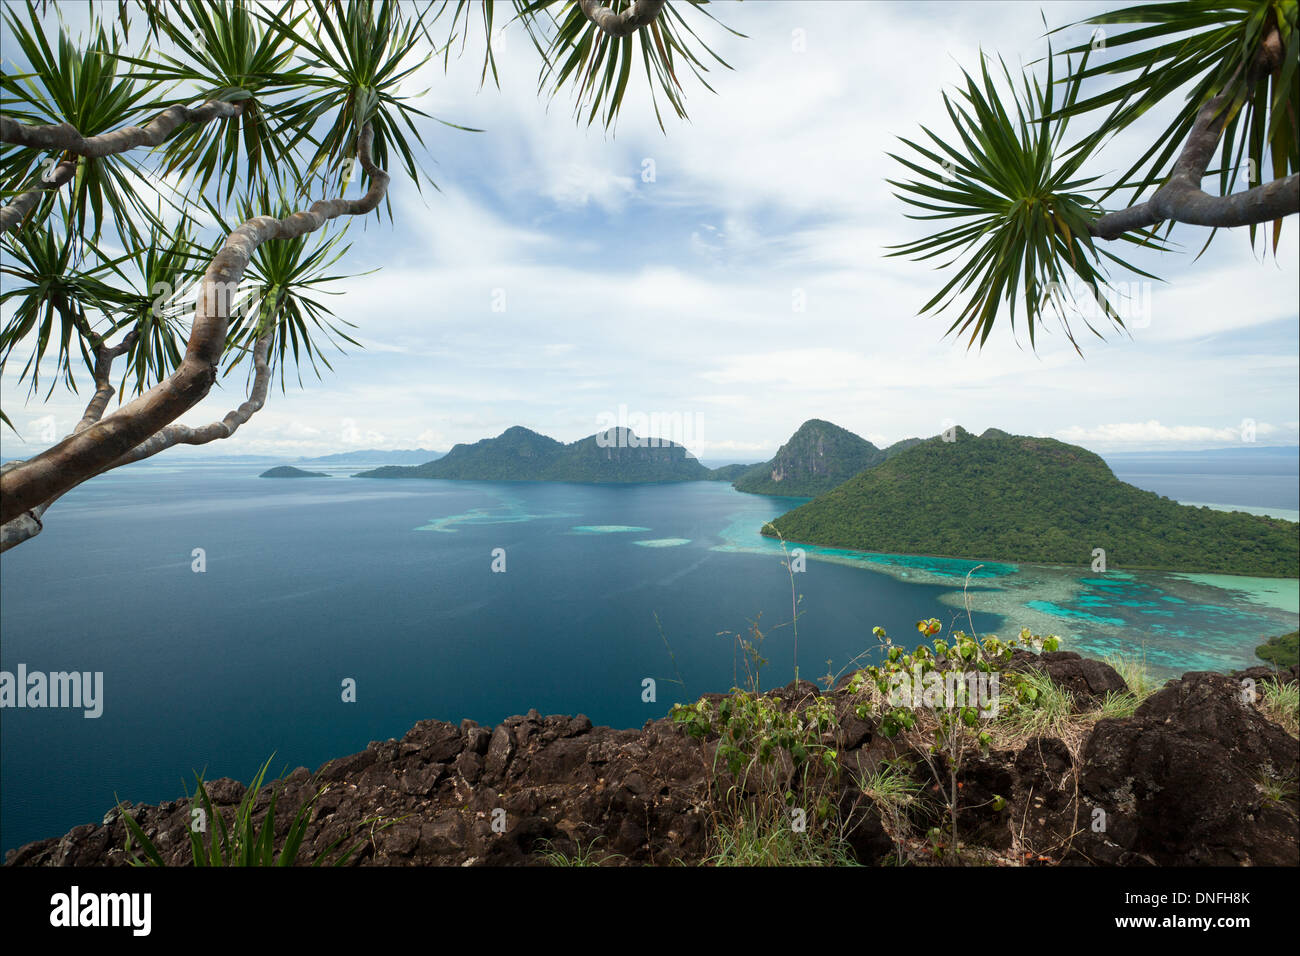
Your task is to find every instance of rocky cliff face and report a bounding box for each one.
[734,420,886,497]
[7,655,1297,867]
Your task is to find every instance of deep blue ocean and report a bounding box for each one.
[1,459,1297,853]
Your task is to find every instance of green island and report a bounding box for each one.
[356,425,715,483]
[764,427,1299,577]
[707,463,752,482]
[259,465,329,478]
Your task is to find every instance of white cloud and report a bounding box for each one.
[2,1,1295,463]
[544,163,636,211]
[1055,420,1292,447]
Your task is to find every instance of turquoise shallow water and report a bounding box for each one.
[568,525,652,534]
[709,491,1298,677]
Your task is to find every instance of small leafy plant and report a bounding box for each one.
[672,682,843,863]
[843,620,1059,861]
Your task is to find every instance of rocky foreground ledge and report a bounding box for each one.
[7,652,1299,867]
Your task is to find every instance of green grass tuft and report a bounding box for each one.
[1259,679,1299,737]
[1102,650,1163,702]
[535,836,624,867]
[997,668,1076,739]
[705,805,858,867]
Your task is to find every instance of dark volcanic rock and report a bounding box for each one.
[1007,650,1129,704]
[484,725,516,783]
[5,655,1296,868]
[1078,671,1300,866]
[204,778,246,804]
[1231,663,1299,685]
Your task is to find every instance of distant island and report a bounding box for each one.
[297,448,443,465]
[356,426,731,483]
[732,419,921,497]
[260,465,329,478]
[708,463,753,482]
[764,426,1300,577]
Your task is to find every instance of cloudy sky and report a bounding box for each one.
[2,0,1297,461]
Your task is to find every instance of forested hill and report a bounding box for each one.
[355,426,712,483]
[358,427,564,480]
[259,465,328,478]
[764,427,1299,577]
[733,419,920,496]
[707,463,753,481]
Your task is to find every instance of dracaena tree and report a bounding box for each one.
[0,0,738,550]
[889,1,1297,352]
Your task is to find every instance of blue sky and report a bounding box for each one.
[2,0,1297,461]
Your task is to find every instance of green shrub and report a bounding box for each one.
[1256,631,1300,670]
[843,620,1056,861]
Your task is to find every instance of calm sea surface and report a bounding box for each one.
[1,460,1296,852]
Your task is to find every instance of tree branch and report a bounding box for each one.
[0,461,48,552]
[0,123,388,529]
[0,327,137,551]
[75,329,140,434]
[0,334,273,552]
[1089,173,1299,238]
[578,0,666,37]
[1090,75,1299,239]
[109,334,272,467]
[0,99,246,156]
[0,159,78,234]
[0,98,245,234]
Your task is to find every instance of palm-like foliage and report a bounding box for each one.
[0,223,122,396]
[523,0,742,131]
[212,190,367,390]
[0,0,735,460]
[115,0,311,205]
[0,1,388,415]
[0,1,167,245]
[261,0,451,204]
[427,1,740,131]
[430,0,517,91]
[894,1,1297,350]
[1050,0,1298,252]
[887,53,1166,353]
[95,218,210,396]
